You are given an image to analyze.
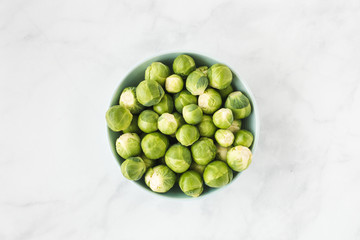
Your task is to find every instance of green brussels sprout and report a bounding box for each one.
[227,145,252,172]
[153,94,174,115]
[106,105,133,132]
[116,133,141,159]
[173,54,196,77]
[224,91,252,119]
[234,130,254,147]
[158,113,179,135]
[141,132,169,159]
[138,110,159,133]
[198,88,222,114]
[190,162,206,175]
[197,115,217,137]
[179,170,203,197]
[215,129,234,147]
[191,137,216,165]
[212,108,234,129]
[141,154,157,169]
[145,165,176,193]
[174,90,197,113]
[196,66,208,75]
[165,74,184,93]
[119,87,144,114]
[185,70,208,95]
[121,157,146,181]
[182,104,203,125]
[123,115,141,134]
[165,144,192,173]
[227,119,242,134]
[173,112,185,127]
[219,85,234,99]
[216,144,229,162]
[208,63,233,90]
[145,62,170,86]
[175,124,200,146]
[136,80,165,107]
[203,161,233,188]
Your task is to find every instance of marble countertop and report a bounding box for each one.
[1,0,360,239]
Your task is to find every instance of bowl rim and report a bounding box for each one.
[107,51,260,200]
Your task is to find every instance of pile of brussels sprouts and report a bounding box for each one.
[106,54,254,197]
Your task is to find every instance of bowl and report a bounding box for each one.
[107,52,260,198]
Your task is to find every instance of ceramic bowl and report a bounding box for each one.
[107,52,260,198]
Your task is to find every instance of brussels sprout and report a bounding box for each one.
[212,108,234,129]
[216,144,229,162]
[173,54,196,77]
[197,115,217,138]
[182,104,203,125]
[227,145,252,172]
[185,70,208,95]
[116,133,141,159]
[136,80,165,107]
[224,91,252,119]
[165,74,184,93]
[198,88,222,114]
[141,132,169,159]
[158,113,179,135]
[123,115,141,134]
[227,119,242,134]
[208,63,233,90]
[174,90,197,113]
[165,144,192,173]
[203,161,233,188]
[197,66,208,75]
[106,105,133,132]
[215,129,234,147]
[219,85,234,99]
[145,62,170,86]
[190,162,206,175]
[141,154,157,169]
[175,124,200,146]
[145,165,176,193]
[153,94,174,115]
[234,130,254,148]
[191,137,216,165]
[119,87,144,114]
[138,110,159,133]
[121,157,146,181]
[173,112,185,127]
[179,171,203,197]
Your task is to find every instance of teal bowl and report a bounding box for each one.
[107,52,260,199]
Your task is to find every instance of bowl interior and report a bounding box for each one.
[107,52,259,198]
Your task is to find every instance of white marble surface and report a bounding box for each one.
[1,0,360,239]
